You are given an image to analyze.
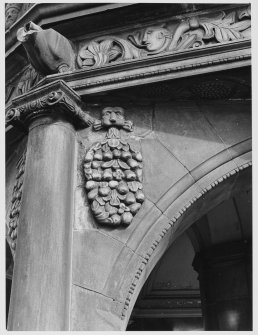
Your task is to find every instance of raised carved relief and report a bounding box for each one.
[17,22,76,75]
[6,65,42,105]
[5,3,22,30]
[83,107,144,227]
[130,6,251,52]
[128,26,173,55]
[6,88,92,129]
[7,151,26,255]
[77,5,251,69]
[77,36,140,69]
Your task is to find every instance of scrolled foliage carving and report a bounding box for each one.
[77,36,140,69]
[77,5,251,70]
[83,107,144,227]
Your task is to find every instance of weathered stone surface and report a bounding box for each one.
[74,186,97,230]
[121,229,172,325]
[125,198,162,249]
[124,105,153,137]
[8,120,76,330]
[134,213,171,257]
[195,159,238,192]
[233,151,252,169]
[71,284,123,331]
[163,179,203,220]
[141,133,189,203]
[103,246,143,300]
[198,101,251,147]
[156,172,200,212]
[17,22,75,75]
[154,101,227,171]
[73,230,127,293]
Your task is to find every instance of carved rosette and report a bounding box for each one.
[7,151,26,254]
[84,108,144,227]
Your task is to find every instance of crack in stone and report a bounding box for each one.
[154,132,190,172]
[197,102,239,170]
[73,283,123,304]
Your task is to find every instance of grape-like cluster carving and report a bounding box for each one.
[84,107,144,227]
[7,151,26,253]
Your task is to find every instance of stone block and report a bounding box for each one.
[141,134,189,203]
[70,284,123,331]
[198,101,251,147]
[233,151,252,169]
[104,247,144,301]
[156,172,198,212]
[163,180,203,221]
[72,230,125,293]
[125,104,153,137]
[154,101,226,170]
[134,213,172,257]
[74,186,97,230]
[125,199,162,250]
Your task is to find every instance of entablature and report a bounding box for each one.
[6,3,251,103]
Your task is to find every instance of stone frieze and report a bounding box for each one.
[77,5,251,70]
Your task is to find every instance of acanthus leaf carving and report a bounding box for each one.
[83,107,144,227]
[78,36,141,69]
[6,89,93,129]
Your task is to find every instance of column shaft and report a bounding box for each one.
[8,117,76,330]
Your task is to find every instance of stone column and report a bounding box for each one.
[6,81,92,330]
[193,241,252,331]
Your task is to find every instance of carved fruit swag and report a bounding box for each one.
[83,109,144,227]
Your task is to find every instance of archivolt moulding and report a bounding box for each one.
[120,159,252,320]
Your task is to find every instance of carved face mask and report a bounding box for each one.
[142,28,167,52]
[101,107,125,128]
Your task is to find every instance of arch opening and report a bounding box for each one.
[126,167,252,331]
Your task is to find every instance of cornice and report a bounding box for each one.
[5,80,93,130]
[33,40,251,96]
[5,3,134,56]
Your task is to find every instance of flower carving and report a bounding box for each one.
[78,40,121,68]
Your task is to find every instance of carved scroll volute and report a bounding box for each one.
[83,107,144,227]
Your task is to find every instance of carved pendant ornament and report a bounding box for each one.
[7,151,26,255]
[84,108,144,227]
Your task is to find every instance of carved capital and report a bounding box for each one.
[6,80,93,130]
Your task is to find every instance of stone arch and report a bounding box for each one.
[114,148,252,329]
[71,105,251,331]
